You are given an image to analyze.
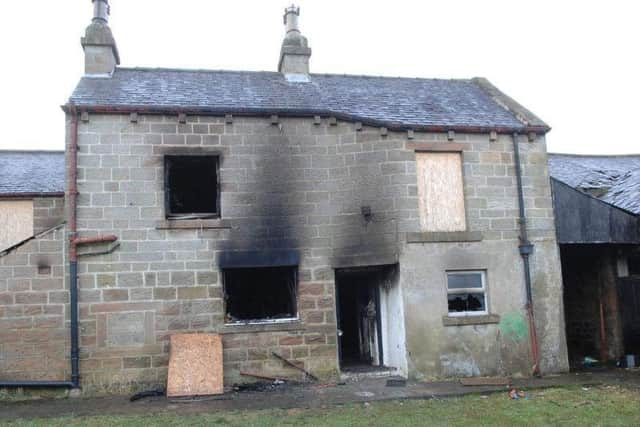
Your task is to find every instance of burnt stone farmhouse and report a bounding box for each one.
[0,1,570,393]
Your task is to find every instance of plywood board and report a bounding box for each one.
[460,377,511,386]
[167,333,223,397]
[0,200,33,251]
[416,152,466,232]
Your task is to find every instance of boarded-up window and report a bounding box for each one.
[416,152,466,232]
[0,199,34,251]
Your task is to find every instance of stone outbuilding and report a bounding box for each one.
[0,151,65,251]
[549,154,640,367]
[0,1,569,393]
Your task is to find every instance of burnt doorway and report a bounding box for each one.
[335,266,388,371]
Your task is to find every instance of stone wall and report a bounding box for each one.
[25,112,567,392]
[33,197,65,235]
[400,134,567,379]
[63,114,566,388]
[0,225,68,381]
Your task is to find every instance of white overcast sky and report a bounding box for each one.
[1,0,638,154]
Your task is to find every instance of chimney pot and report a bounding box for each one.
[284,5,300,33]
[93,0,110,23]
[278,4,312,77]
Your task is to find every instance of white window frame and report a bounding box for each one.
[446,270,488,317]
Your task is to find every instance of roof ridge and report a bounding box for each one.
[114,66,473,82]
[115,67,281,75]
[310,73,470,82]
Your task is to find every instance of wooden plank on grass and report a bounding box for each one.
[460,377,512,386]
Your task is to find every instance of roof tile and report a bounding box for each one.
[0,151,65,195]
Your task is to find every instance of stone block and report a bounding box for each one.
[153,287,177,300]
[107,312,146,346]
[177,286,208,300]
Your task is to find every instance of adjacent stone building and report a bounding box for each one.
[0,151,65,251]
[0,1,569,393]
[549,154,640,367]
[0,151,67,382]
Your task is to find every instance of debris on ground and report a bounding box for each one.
[355,391,375,398]
[582,356,599,368]
[386,378,407,387]
[313,382,337,389]
[508,389,526,400]
[129,388,165,402]
[240,371,287,382]
[271,351,319,382]
[232,379,296,393]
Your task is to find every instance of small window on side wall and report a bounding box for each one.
[446,270,487,316]
[165,155,219,219]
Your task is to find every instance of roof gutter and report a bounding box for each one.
[0,192,65,198]
[61,104,550,135]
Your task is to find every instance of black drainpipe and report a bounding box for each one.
[0,109,80,390]
[512,132,541,377]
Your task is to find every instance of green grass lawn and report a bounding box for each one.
[4,385,640,427]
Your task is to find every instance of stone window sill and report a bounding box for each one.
[155,219,232,230]
[219,320,305,334]
[442,314,500,326]
[406,231,483,243]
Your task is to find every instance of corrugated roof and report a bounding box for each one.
[548,153,640,215]
[69,68,533,131]
[0,151,65,195]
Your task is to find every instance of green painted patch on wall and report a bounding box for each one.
[500,312,529,341]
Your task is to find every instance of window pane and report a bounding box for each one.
[448,293,486,313]
[447,272,483,289]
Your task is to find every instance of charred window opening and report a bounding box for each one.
[165,155,219,219]
[446,270,487,315]
[223,266,297,323]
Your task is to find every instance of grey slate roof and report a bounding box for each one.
[69,68,534,131]
[548,153,640,215]
[0,151,65,196]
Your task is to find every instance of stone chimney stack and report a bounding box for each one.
[278,5,312,77]
[81,0,120,76]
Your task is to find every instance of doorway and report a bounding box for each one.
[335,265,396,371]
